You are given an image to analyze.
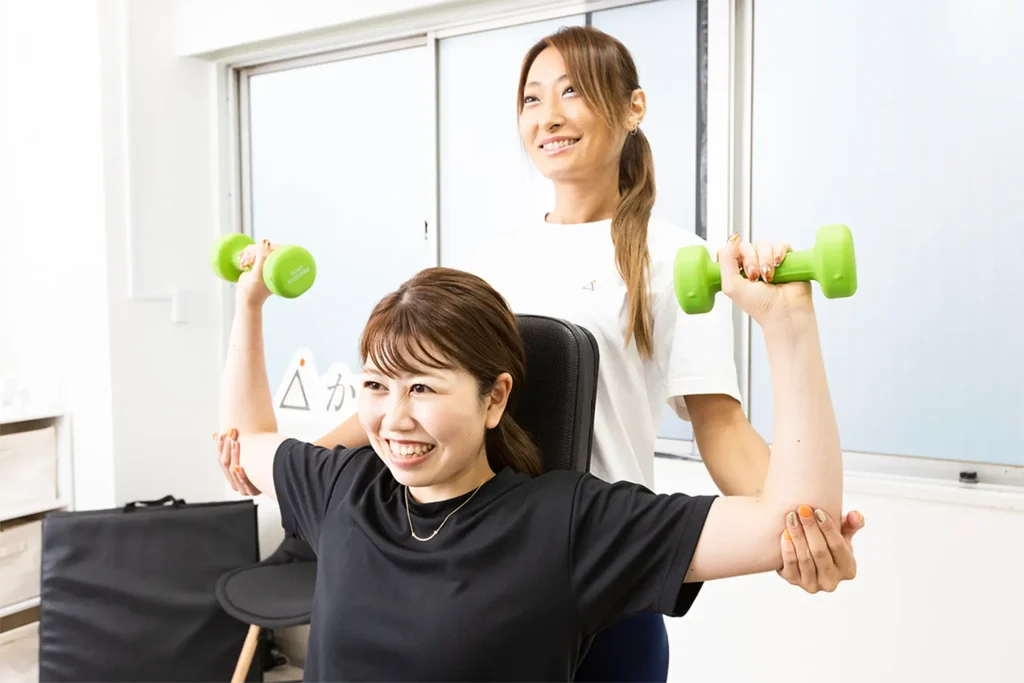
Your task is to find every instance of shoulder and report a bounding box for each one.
[526,470,630,507]
[512,469,591,509]
[275,439,385,489]
[644,217,710,300]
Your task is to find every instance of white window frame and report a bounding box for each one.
[212,0,1024,497]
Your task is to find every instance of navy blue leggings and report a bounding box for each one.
[574,612,669,683]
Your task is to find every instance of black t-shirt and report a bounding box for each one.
[273,438,716,682]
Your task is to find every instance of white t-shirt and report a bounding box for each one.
[479,215,742,489]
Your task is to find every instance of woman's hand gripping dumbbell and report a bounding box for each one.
[673,224,858,315]
[210,233,317,302]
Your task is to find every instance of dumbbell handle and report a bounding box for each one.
[747,249,817,283]
[705,248,818,287]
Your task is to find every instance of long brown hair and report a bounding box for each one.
[517,26,657,358]
[360,267,542,477]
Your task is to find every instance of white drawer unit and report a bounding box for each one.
[0,621,39,683]
[0,426,58,512]
[0,519,42,610]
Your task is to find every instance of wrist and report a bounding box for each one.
[760,307,818,345]
[234,293,268,314]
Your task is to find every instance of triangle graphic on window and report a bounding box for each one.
[279,369,310,411]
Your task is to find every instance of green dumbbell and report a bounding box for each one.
[210,234,317,299]
[673,224,857,315]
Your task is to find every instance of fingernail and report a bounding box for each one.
[230,427,238,439]
[211,432,218,440]
[798,505,813,519]
[775,254,783,266]
[814,509,827,524]
[855,510,864,524]
[787,512,798,527]
[232,466,240,473]
[262,239,270,248]
[748,265,759,280]
[728,232,739,244]
[763,265,773,282]
[783,529,792,541]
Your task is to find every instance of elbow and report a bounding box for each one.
[757,495,841,535]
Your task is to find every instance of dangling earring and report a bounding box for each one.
[629,127,638,136]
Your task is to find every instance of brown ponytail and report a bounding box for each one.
[613,128,656,357]
[486,414,542,477]
[518,26,657,358]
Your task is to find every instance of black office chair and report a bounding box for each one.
[216,314,600,681]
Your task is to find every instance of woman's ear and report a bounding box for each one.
[484,373,513,429]
[627,88,647,131]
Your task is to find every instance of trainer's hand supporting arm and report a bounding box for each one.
[684,237,843,583]
[217,240,287,499]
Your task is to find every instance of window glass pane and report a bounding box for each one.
[437,15,584,275]
[591,0,698,441]
[748,1,1024,464]
[248,46,434,388]
[591,0,696,233]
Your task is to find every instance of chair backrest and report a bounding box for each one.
[513,314,599,474]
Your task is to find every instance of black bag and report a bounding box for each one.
[38,495,262,682]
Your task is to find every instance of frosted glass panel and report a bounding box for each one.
[437,15,584,274]
[591,0,696,231]
[592,0,697,441]
[248,46,434,388]
[748,1,1024,464]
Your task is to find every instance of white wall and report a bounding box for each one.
[174,0,445,56]
[173,0,588,57]
[0,0,117,509]
[655,459,1024,683]
[96,0,226,506]
[0,0,225,508]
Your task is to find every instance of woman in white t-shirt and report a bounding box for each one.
[218,24,864,683]
[510,26,866,682]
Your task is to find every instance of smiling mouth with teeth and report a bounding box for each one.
[388,440,436,457]
[541,138,580,152]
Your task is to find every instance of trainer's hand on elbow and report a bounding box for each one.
[778,506,864,593]
[213,430,262,496]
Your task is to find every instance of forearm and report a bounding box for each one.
[758,312,842,523]
[219,304,278,436]
[314,412,369,449]
[688,397,770,497]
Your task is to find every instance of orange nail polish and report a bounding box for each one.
[232,466,240,473]
[230,428,238,439]
[783,530,791,542]
[855,510,864,524]
[728,232,740,244]
[798,505,813,519]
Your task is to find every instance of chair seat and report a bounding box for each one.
[215,536,317,629]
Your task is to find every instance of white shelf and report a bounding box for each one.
[0,597,40,619]
[0,496,70,525]
[0,407,64,425]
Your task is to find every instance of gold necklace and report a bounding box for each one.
[405,482,484,542]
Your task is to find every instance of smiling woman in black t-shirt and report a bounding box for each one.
[214,237,844,681]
